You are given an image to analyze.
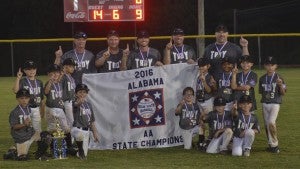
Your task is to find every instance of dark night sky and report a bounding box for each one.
[0,0,299,39]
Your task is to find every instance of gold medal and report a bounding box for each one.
[245,90,250,95]
[265,93,271,99]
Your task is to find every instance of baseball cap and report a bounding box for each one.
[198,57,210,67]
[73,31,88,39]
[62,58,77,66]
[137,30,150,39]
[221,56,235,64]
[264,56,277,65]
[107,30,119,38]
[16,89,30,98]
[23,60,37,70]
[47,64,61,74]
[240,55,254,63]
[172,28,185,36]
[238,95,253,104]
[215,24,228,32]
[75,83,89,93]
[214,96,227,106]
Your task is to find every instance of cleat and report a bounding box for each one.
[243,148,250,157]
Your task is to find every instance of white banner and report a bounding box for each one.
[82,64,198,150]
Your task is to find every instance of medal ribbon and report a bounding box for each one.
[242,114,251,129]
[139,48,149,61]
[18,105,30,116]
[265,72,275,91]
[173,45,184,54]
[215,42,227,57]
[81,102,91,123]
[66,74,75,89]
[222,72,232,86]
[197,73,208,90]
[217,112,225,129]
[25,77,38,96]
[74,50,86,67]
[241,71,251,85]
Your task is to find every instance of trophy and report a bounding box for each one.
[52,117,67,159]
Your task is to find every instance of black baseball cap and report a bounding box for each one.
[23,60,37,70]
[172,28,184,36]
[214,96,227,106]
[240,55,254,63]
[73,31,88,39]
[137,30,150,39]
[107,30,119,38]
[75,83,89,93]
[198,57,210,67]
[238,95,253,104]
[264,56,277,65]
[62,58,77,66]
[16,89,30,98]
[47,64,61,74]
[215,24,228,32]
[221,56,235,64]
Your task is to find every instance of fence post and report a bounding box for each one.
[10,42,14,77]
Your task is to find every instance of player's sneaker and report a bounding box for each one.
[219,150,228,155]
[243,148,250,157]
[270,146,280,153]
[198,142,207,151]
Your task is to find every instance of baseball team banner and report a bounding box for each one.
[82,64,198,150]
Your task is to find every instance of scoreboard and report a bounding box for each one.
[64,0,145,22]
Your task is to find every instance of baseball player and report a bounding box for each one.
[95,30,125,73]
[232,95,260,157]
[71,84,99,160]
[195,57,216,150]
[231,55,258,112]
[54,31,96,84]
[12,60,44,134]
[163,28,197,64]
[203,24,249,79]
[120,30,164,70]
[259,56,286,153]
[201,96,235,154]
[9,89,40,160]
[214,56,236,111]
[175,87,201,149]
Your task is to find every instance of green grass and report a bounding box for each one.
[1,68,300,169]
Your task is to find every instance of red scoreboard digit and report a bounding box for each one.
[64,0,144,22]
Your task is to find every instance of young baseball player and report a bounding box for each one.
[175,87,201,150]
[9,89,40,160]
[215,56,236,111]
[95,30,124,73]
[120,30,164,70]
[232,95,260,157]
[201,96,235,154]
[259,56,286,153]
[44,64,75,155]
[12,60,44,134]
[231,55,258,113]
[71,84,99,160]
[163,28,197,64]
[196,57,216,150]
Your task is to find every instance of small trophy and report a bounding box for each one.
[52,117,67,159]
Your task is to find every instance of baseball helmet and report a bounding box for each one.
[47,64,61,74]
[198,57,210,67]
[264,56,277,65]
[221,56,236,64]
[23,60,37,70]
[62,58,77,66]
[73,31,88,39]
[137,30,150,39]
[238,95,253,104]
[75,84,89,93]
[215,24,228,32]
[214,96,227,106]
[16,89,30,98]
[172,28,184,36]
[179,118,193,130]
